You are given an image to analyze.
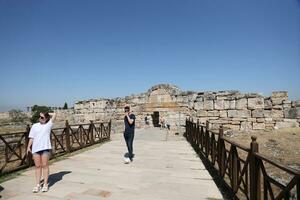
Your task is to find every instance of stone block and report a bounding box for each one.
[240,122,252,131]
[284,108,300,119]
[214,100,225,110]
[275,120,299,128]
[248,98,264,110]
[236,98,247,110]
[220,111,228,118]
[196,110,207,117]
[271,110,284,119]
[253,123,265,130]
[264,98,272,110]
[247,118,257,122]
[194,101,204,110]
[207,111,220,117]
[264,110,272,118]
[228,110,251,118]
[271,98,285,105]
[252,109,264,118]
[271,91,288,98]
[223,124,240,130]
[257,118,265,123]
[203,100,214,110]
[273,105,283,110]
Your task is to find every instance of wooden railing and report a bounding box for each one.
[0,120,111,175]
[185,118,300,200]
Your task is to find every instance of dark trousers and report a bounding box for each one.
[124,132,134,160]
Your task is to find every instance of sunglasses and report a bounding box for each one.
[39,116,45,120]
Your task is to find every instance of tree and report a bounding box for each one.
[63,102,68,109]
[8,109,27,122]
[31,105,53,123]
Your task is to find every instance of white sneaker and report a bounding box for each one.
[41,184,48,192]
[124,157,131,164]
[32,184,41,193]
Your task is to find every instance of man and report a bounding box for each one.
[124,106,135,163]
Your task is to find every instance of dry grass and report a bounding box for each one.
[228,127,300,169]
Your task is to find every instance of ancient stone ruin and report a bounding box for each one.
[73,84,300,134]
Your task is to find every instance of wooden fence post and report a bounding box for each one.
[218,125,225,177]
[65,120,71,153]
[250,136,261,200]
[205,121,209,158]
[90,120,95,145]
[25,124,33,166]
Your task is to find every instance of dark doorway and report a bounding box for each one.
[152,111,160,127]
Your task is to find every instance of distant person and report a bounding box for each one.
[27,112,56,193]
[145,114,150,126]
[160,116,165,130]
[123,106,135,163]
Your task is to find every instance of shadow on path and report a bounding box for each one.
[47,171,72,188]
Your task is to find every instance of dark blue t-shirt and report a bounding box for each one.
[124,114,136,134]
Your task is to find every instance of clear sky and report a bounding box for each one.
[0,0,299,111]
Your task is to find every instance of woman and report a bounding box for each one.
[27,112,56,193]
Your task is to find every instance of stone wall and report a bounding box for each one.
[188,91,300,131]
[74,84,300,134]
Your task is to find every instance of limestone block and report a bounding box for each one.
[257,118,265,123]
[271,110,284,119]
[229,100,236,109]
[194,101,204,110]
[236,98,247,110]
[272,91,288,98]
[220,111,228,118]
[284,108,300,119]
[203,100,214,110]
[265,118,273,122]
[223,124,240,130]
[247,118,257,122]
[264,110,272,118]
[275,120,299,128]
[273,105,283,110]
[228,110,251,118]
[232,118,247,121]
[231,121,241,125]
[214,100,225,110]
[264,98,273,110]
[207,111,220,117]
[252,109,264,118]
[196,110,207,117]
[271,98,285,105]
[253,123,265,130]
[240,122,253,131]
[248,98,264,110]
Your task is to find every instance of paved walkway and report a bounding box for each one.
[0,128,222,200]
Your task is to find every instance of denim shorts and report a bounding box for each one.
[33,149,51,156]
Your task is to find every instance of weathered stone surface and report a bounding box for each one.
[273,105,283,110]
[228,110,251,118]
[252,109,264,118]
[292,100,300,108]
[223,124,240,130]
[264,98,272,110]
[203,100,214,110]
[240,122,252,131]
[271,98,285,105]
[284,108,300,119]
[194,101,204,110]
[207,111,220,117]
[219,111,227,118]
[229,100,236,109]
[272,91,288,98]
[196,110,207,117]
[214,100,225,110]
[257,118,265,123]
[263,110,272,118]
[247,118,257,122]
[253,123,265,130]
[271,110,284,119]
[248,98,264,110]
[236,98,247,110]
[275,120,299,128]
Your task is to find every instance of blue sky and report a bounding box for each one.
[0,0,299,111]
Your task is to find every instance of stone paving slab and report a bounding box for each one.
[0,128,223,200]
